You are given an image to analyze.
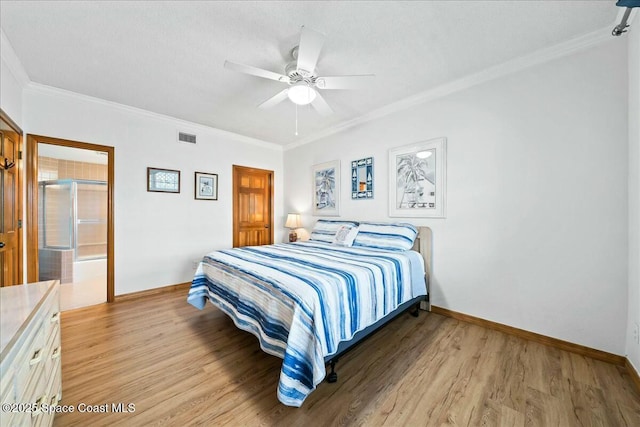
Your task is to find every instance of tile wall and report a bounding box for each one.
[38,156,108,181]
[38,249,73,284]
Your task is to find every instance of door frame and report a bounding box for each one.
[0,108,24,285]
[26,134,115,302]
[232,165,274,247]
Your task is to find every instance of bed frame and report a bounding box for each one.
[323,226,432,382]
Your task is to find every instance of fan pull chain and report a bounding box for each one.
[295,104,299,136]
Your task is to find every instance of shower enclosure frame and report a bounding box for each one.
[39,178,107,262]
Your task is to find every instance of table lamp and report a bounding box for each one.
[285,213,302,242]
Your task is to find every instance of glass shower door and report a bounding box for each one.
[75,182,107,260]
[39,180,74,283]
[40,181,73,250]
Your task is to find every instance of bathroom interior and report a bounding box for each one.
[37,143,107,310]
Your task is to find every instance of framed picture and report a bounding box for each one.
[147,167,180,193]
[195,172,218,200]
[351,157,373,199]
[312,160,340,216]
[388,137,447,218]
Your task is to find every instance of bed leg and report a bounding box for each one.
[410,303,420,317]
[327,360,338,383]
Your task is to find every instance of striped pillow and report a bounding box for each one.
[352,222,418,251]
[309,219,360,244]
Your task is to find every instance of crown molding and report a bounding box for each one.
[25,82,283,151]
[0,29,30,88]
[285,25,615,151]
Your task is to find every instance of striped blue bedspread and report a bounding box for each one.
[187,241,426,407]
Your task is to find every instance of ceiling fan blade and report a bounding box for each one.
[224,60,289,83]
[315,74,375,90]
[296,26,324,75]
[258,89,290,109]
[311,92,333,116]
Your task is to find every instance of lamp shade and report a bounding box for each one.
[285,213,302,229]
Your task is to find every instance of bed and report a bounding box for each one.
[187,221,432,407]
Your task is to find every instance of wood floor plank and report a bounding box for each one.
[525,386,576,427]
[522,340,564,397]
[53,288,640,426]
[499,404,525,426]
[487,335,527,414]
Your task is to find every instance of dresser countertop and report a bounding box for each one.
[0,280,58,362]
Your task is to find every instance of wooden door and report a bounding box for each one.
[0,111,23,286]
[233,165,273,247]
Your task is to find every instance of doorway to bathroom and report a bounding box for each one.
[26,135,114,310]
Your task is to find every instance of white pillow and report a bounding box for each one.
[332,225,359,247]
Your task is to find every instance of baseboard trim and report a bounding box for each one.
[626,359,640,392]
[115,282,191,302]
[430,305,626,366]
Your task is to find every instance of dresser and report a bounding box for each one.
[1,281,62,427]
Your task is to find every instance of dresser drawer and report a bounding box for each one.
[30,372,48,418]
[34,364,61,427]
[42,322,60,382]
[1,360,16,406]
[13,325,45,404]
[0,281,60,427]
[3,411,27,427]
[41,298,60,347]
[1,376,18,426]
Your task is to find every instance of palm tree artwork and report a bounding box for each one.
[315,167,336,209]
[396,152,436,209]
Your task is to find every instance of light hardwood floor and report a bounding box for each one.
[54,288,640,426]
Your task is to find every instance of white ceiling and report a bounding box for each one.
[0,1,619,146]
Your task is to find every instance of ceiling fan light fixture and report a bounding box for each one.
[288,83,316,105]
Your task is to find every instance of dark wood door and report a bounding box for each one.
[0,112,22,286]
[233,165,273,247]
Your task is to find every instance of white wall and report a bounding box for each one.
[285,39,629,354]
[0,31,26,126]
[24,86,284,295]
[627,24,640,371]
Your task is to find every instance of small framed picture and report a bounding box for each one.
[147,167,180,193]
[195,172,218,200]
[351,157,373,199]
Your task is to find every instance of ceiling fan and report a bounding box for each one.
[224,26,374,116]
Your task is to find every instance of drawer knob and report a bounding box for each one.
[52,347,61,359]
[50,312,60,323]
[31,395,46,417]
[29,348,42,366]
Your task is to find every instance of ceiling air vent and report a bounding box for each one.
[178,131,197,144]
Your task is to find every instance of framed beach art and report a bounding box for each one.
[388,137,447,218]
[312,160,340,216]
